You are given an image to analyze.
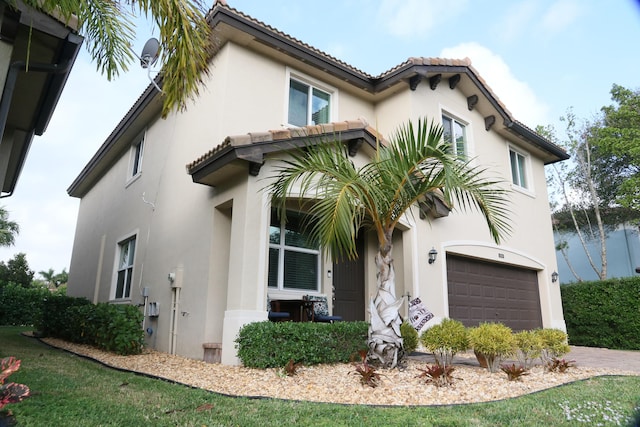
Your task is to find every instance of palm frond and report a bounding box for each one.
[267,118,513,259]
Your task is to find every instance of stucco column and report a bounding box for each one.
[220,179,269,364]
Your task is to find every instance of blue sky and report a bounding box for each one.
[1,0,639,276]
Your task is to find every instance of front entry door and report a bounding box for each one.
[333,234,365,321]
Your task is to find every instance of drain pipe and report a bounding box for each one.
[169,264,184,355]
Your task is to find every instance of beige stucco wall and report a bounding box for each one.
[68,38,564,365]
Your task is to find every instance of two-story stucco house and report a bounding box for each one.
[66,2,569,365]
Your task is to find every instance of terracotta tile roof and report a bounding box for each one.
[211,1,375,79]
[186,119,384,171]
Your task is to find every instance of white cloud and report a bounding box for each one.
[499,0,540,41]
[441,42,550,127]
[541,0,583,34]
[378,0,468,38]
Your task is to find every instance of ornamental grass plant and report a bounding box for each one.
[468,322,515,373]
[420,318,469,366]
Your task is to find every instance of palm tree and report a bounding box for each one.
[268,118,512,369]
[0,207,19,247]
[16,0,212,118]
[38,268,56,289]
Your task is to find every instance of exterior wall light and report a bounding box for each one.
[428,247,438,264]
[551,271,559,283]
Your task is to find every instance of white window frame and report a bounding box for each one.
[268,209,321,293]
[126,131,145,184]
[440,108,473,159]
[285,68,337,127]
[112,232,137,301]
[508,145,534,193]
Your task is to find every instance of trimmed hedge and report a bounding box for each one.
[0,284,51,326]
[561,277,640,350]
[37,295,144,355]
[236,321,369,368]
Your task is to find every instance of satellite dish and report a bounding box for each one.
[140,38,160,69]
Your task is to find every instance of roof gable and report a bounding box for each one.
[67,0,568,198]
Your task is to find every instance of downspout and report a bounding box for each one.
[0,59,72,198]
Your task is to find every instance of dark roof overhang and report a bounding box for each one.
[188,121,381,188]
[0,0,83,197]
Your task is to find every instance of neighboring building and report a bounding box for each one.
[555,223,640,283]
[0,1,82,197]
[66,2,569,365]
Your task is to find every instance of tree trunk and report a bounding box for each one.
[367,241,405,369]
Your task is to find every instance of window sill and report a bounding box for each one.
[510,184,535,198]
[125,172,142,188]
[109,299,132,304]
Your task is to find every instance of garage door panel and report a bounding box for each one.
[447,255,542,331]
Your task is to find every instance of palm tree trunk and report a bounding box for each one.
[367,240,405,369]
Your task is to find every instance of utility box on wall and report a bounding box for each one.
[147,302,160,317]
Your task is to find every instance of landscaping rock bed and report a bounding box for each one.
[40,337,638,406]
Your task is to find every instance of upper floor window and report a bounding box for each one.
[114,236,136,299]
[288,78,331,127]
[268,209,320,291]
[509,148,529,189]
[128,134,145,179]
[442,115,466,157]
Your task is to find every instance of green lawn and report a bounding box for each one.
[1,326,639,426]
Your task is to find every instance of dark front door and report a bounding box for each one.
[333,234,365,321]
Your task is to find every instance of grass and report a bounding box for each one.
[1,326,639,426]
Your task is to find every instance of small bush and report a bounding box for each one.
[417,364,456,387]
[236,321,368,368]
[514,330,543,369]
[468,322,515,373]
[545,357,576,373]
[352,350,382,388]
[536,328,570,365]
[420,318,468,366]
[400,321,419,354]
[500,363,529,381]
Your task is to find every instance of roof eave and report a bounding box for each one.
[188,128,380,188]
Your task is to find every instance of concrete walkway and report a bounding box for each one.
[409,346,640,373]
[567,346,640,373]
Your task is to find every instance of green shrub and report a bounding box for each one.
[0,284,50,326]
[420,318,468,366]
[39,296,144,355]
[236,321,368,368]
[561,277,640,350]
[535,328,570,365]
[38,294,92,339]
[514,330,543,369]
[400,321,419,354]
[468,322,515,373]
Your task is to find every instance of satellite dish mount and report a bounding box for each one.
[134,38,162,93]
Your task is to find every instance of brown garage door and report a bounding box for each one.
[447,255,542,331]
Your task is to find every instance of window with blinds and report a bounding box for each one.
[268,209,320,291]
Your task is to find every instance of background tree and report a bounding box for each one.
[0,207,19,247]
[594,84,640,209]
[15,0,213,118]
[544,112,608,281]
[545,85,640,282]
[268,118,511,369]
[0,253,34,288]
[36,268,68,289]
